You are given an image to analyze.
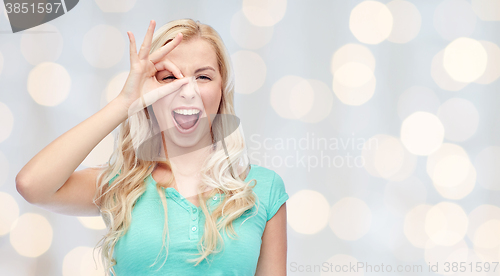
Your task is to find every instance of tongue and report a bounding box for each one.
[174,113,198,129]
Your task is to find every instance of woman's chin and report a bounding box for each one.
[164,129,212,152]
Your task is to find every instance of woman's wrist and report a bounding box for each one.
[108,94,132,123]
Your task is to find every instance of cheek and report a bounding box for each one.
[200,85,222,115]
[152,96,172,124]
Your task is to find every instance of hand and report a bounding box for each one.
[117,20,190,116]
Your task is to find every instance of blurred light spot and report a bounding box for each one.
[437,98,479,142]
[434,0,477,41]
[0,192,19,235]
[427,143,476,199]
[63,247,88,276]
[82,25,125,68]
[474,246,499,262]
[80,246,106,275]
[321,254,361,276]
[333,62,373,88]
[332,74,376,106]
[232,51,266,95]
[474,40,500,84]
[363,134,418,181]
[425,202,468,246]
[349,1,393,44]
[471,0,500,21]
[287,190,329,235]
[397,86,440,121]
[384,176,427,217]
[473,219,500,249]
[426,143,468,177]
[330,44,377,106]
[331,43,375,73]
[443,37,488,83]
[77,216,106,230]
[95,0,136,12]
[270,75,314,119]
[401,111,444,156]
[298,79,333,123]
[432,155,471,188]
[27,62,71,106]
[0,151,8,186]
[230,10,274,49]
[424,240,468,274]
[21,23,63,65]
[329,197,371,241]
[82,133,115,167]
[10,213,53,257]
[433,166,476,200]
[475,146,500,191]
[431,49,469,91]
[467,204,500,248]
[63,246,105,276]
[404,204,434,249]
[290,79,315,118]
[386,0,421,43]
[373,135,404,178]
[242,0,287,27]
[0,102,14,142]
[105,71,128,104]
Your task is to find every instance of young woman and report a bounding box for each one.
[16,19,289,275]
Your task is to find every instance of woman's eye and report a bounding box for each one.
[161,75,177,81]
[197,75,211,81]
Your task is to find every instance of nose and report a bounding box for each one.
[178,78,197,100]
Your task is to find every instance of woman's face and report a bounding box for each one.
[152,37,222,150]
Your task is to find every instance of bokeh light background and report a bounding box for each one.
[1,0,500,275]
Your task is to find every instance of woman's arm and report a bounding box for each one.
[16,20,187,207]
[255,203,288,276]
[15,97,129,204]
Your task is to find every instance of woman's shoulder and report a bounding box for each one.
[247,164,279,180]
[247,164,287,194]
[247,164,289,221]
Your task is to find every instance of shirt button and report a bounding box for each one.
[191,226,197,232]
[192,208,197,213]
[192,216,197,221]
[213,196,218,200]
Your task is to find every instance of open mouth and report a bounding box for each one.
[171,108,201,132]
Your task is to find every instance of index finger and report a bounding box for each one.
[149,33,183,63]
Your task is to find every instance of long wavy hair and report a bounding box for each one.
[92,19,259,275]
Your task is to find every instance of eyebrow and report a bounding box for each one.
[195,66,216,74]
[158,66,216,75]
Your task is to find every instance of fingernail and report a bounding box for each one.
[180,73,184,78]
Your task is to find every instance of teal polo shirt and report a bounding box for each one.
[106,164,289,275]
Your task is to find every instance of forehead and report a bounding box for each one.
[162,37,218,73]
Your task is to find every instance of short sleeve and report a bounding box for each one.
[267,172,289,221]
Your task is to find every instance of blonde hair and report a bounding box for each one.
[92,18,259,275]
